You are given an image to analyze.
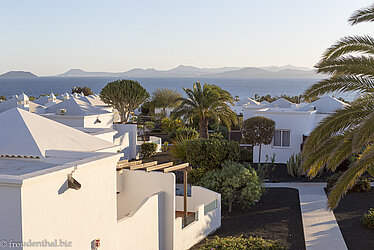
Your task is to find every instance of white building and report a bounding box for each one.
[42,98,115,129]
[0,108,220,250]
[243,96,348,163]
[33,92,62,107]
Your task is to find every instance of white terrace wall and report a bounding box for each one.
[174,186,221,250]
[113,124,137,159]
[252,111,316,163]
[116,193,161,250]
[20,154,120,250]
[0,184,23,248]
[116,170,175,250]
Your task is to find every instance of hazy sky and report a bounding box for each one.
[1,0,373,76]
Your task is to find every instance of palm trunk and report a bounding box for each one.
[199,118,209,138]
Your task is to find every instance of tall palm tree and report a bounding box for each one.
[172,82,237,138]
[302,3,374,209]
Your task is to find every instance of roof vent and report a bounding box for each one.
[310,106,316,111]
[57,109,66,115]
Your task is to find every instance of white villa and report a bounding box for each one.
[242,96,349,163]
[0,108,221,250]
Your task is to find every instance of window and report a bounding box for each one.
[273,130,290,147]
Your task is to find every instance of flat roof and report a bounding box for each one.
[0,158,57,176]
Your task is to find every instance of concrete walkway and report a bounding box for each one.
[265,182,347,250]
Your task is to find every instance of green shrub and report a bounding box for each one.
[171,127,199,140]
[185,138,240,172]
[161,142,170,152]
[199,161,262,212]
[239,147,253,163]
[209,132,224,140]
[287,153,303,177]
[213,125,229,139]
[362,208,374,229]
[140,142,158,158]
[326,172,371,192]
[200,235,285,250]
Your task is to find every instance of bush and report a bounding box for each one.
[171,127,199,140]
[326,172,371,192]
[140,142,158,158]
[287,153,303,177]
[362,208,374,229]
[239,147,253,163]
[161,142,170,152]
[200,161,263,212]
[185,138,240,172]
[200,235,285,250]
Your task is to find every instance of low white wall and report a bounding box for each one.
[113,124,137,159]
[174,187,221,250]
[175,186,218,212]
[116,193,161,250]
[117,170,175,250]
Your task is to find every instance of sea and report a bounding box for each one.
[0,77,356,101]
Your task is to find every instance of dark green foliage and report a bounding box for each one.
[200,235,285,250]
[185,138,240,172]
[171,127,199,140]
[0,96,6,101]
[242,116,275,163]
[362,208,374,229]
[72,86,94,96]
[100,79,149,123]
[141,101,155,116]
[200,161,263,212]
[287,153,303,177]
[326,172,371,193]
[140,142,158,158]
[239,147,253,163]
[172,82,237,138]
[213,125,229,139]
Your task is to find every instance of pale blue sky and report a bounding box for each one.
[1,0,373,76]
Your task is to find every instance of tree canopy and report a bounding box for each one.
[72,86,94,96]
[151,88,181,115]
[100,79,149,123]
[172,82,237,138]
[242,116,275,163]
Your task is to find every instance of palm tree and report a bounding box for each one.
[151,88,182,116]
[302,3,374,209]
[172,82,237,138]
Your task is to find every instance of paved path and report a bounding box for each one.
[265,182,347,250]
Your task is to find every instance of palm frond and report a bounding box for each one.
[349,4,374,25]
[304,75,374,99]
[303,102,372,153]
[321,36,374,60]
[315,55,374,77]
[328,144,374,209]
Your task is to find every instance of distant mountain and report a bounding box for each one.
[57,65,323,78]
[0,71,37,78]
[59,69,123,77]
[260,65,311,72]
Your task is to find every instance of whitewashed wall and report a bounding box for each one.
[116,170,175,250]
[113,124,137,159]
[252,111,316,163]
[20,154,120,250]
[116,193,161,250]
[174,186,221,250]
[0,185,23,250]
